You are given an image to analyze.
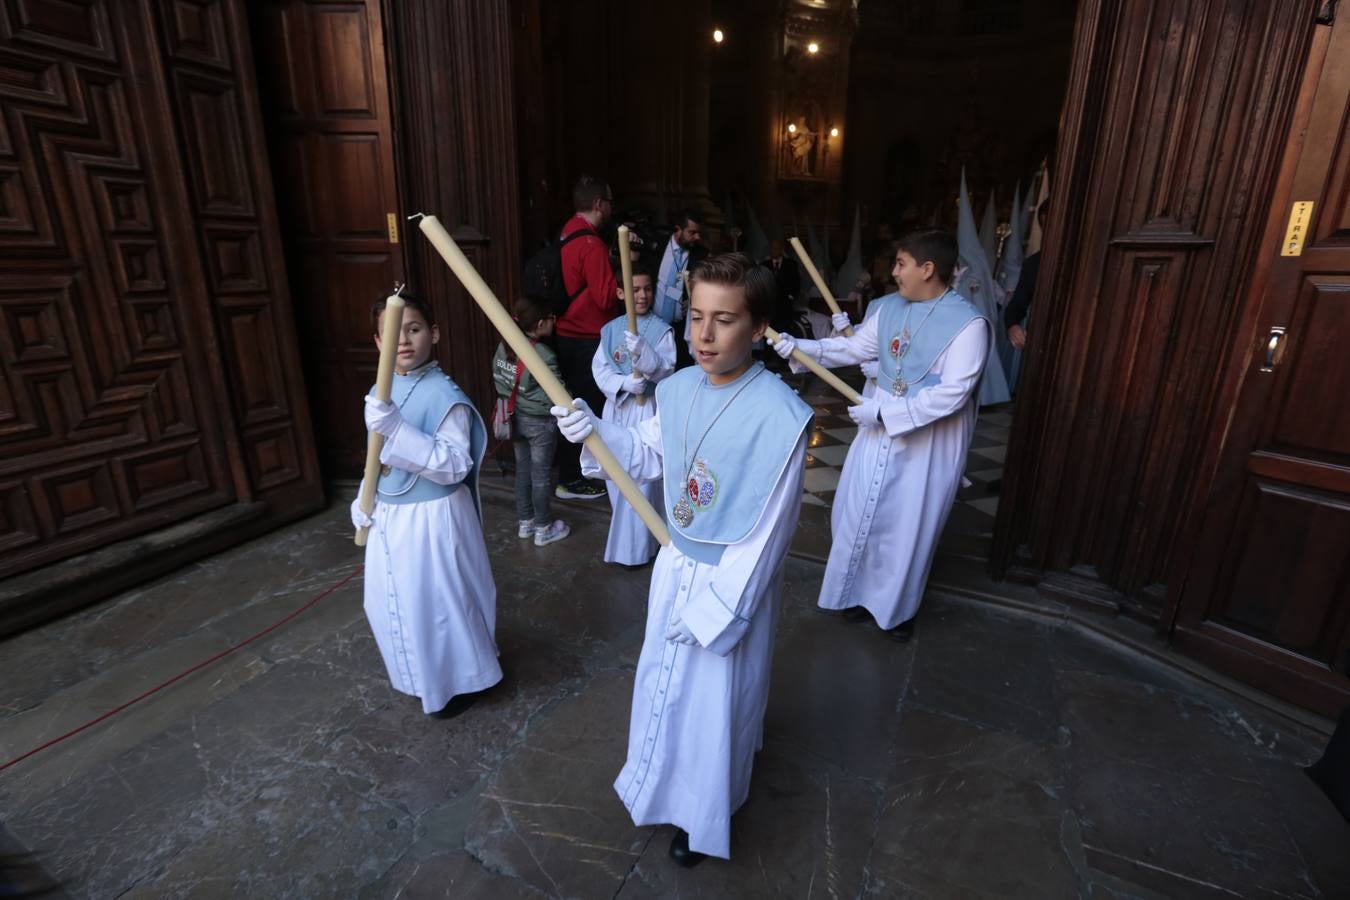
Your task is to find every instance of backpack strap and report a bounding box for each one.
[559,227,598,302]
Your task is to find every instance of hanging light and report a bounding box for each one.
[807,41,820,54]
[713,28,724,43]
[830,127,840,138]
[787,123,798,134]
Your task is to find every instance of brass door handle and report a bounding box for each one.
[1260,326,1286,373]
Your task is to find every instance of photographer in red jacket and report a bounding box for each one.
[553,176,621,499]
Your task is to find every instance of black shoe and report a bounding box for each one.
[555,479,608,500]
[431,693,477,720]
[886,619,915,642]
[841,606,872,622]
[668,828,707,868]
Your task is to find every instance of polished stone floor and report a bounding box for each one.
[2,485,1347,899]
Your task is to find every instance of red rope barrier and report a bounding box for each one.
[0,566,363,774]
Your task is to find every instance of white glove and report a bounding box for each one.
[623,330,647,357]
[772,333,797,359]
[350,496,373,530]
[831,311,852,333]
[621,374,647,396]
[860,359,879,380]
[363,396,403,439]
[665,616,698,646]
[848,396,883,429]
[550,398,596,444]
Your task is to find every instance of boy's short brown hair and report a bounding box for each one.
[688,252,776,324]
[896,230,959,284]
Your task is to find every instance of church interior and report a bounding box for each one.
[1,0,1347,895]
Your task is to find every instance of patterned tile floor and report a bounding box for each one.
[786,360,1012,553]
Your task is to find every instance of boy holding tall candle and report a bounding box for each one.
[773,230,991,641]
[591,263,677,565]
[591,260,675,566]
[553,253,812,866]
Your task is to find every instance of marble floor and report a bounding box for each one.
[1,481,1346,898]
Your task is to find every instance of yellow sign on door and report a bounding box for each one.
[1280,201,1314,256]
[387,213,400,244]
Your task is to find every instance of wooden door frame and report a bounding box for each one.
[991,0,1139,580]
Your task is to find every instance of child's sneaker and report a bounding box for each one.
[533,519,571,546]
[517,520,534,539]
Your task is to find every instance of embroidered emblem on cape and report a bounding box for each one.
[686,458,718,512]
[612,348,626,365]
[889,327,911,360]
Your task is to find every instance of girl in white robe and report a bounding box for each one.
[353,294,502,716]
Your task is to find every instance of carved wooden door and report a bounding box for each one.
[248,0,404,474]
[1171,12,1350,717]
[0,1,236,578]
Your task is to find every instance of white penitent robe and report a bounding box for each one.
[365,405,502,713]
[591,328,677,565]
[580,415,808,859]
[802,314,990,628]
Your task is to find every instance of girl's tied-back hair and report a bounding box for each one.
[504,296,554,362]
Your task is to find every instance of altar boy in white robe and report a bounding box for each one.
[553,254,812,866]
[592,263,677,565]
[352,293,502,719]
[775,230,990,641]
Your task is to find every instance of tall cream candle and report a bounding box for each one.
[765,326,863,405]
[616,225,647,406]
[355,291,405,546]
[790,236,853,336]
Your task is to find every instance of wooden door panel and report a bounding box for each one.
[309,4,375,115]
[1269,276,1349,457]
[0,1,238,579]
[1172,13,1350,715]
[249,0,401,474]
[0,1,240,577]
[1210,479,1350,661]
[330,250,389,343]
[319,133,387,237]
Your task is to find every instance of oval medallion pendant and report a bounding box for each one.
[672,494,695,528]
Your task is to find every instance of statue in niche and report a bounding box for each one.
[780,98,825,179]
[789,124,817,175]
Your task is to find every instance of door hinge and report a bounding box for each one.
[387,213,399,244]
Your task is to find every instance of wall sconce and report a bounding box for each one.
[807,41,820,54]
[787,123,798,134]
[830,127,840,138]
[713,28,724,43]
